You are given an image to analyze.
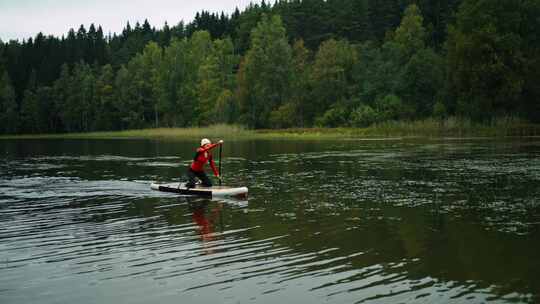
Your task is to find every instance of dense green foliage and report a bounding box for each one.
[1,0,539,134]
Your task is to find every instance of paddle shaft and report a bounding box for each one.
[218,143,223,186]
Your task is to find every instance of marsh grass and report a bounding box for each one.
[1,124,252,140]
[2,118,539,140]
[88,124,253,139]
[255,117,540,139]
[361,117,540,137]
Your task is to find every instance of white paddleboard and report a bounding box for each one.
[151,182,248,199]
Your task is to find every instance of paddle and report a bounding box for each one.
[218,140,223,186]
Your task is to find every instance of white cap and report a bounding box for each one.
[201,138,211,146]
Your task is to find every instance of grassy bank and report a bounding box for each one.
[355,117,540,138]
[2,118,540,140]
[0,124,252,140]
[258,117,540,139]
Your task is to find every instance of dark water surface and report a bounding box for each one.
[1,138,539,304]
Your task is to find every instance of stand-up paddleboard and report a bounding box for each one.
[151,182,248,199]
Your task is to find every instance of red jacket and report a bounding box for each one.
[190,143,219,176]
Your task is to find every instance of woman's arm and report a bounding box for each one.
[198,142,220,153]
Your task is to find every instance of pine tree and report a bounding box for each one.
[158,22,172,47]
[53,64,71,132]
[197,37,237,125]
[139,41,163,127]
[0,71,19,134]
[310,38,357,123]
[446,0,531,120]
[270,39,311,127]
[238,14,292,128]
[95,26,108,65]
[93,64,117,130]
[369,0,401,40]
[394,4,426,58]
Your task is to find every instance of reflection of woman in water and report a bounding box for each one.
[189,200,222,253]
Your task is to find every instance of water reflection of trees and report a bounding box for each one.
[243,198,540,301]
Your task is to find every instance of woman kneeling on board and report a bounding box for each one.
[186,138,223,188]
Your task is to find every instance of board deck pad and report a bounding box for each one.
[151,182,248,199]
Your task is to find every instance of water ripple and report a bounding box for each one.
[1,140,539,304]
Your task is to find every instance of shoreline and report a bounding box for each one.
[1,121,540,141]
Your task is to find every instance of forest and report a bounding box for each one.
[1,0,539,134]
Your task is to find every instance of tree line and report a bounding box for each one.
[1,0,539,134]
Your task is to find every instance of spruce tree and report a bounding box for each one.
[0,72,19,134]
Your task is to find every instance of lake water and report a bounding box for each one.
[1,138,539,304]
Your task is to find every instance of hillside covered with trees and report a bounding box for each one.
[1,0,539,134]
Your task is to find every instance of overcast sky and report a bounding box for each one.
[0,0,261,41]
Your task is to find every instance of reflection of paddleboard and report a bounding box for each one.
[151,182,248,199]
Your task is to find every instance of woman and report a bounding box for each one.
[186,138,223,188]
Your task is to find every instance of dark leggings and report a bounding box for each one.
[186,168,212,188]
